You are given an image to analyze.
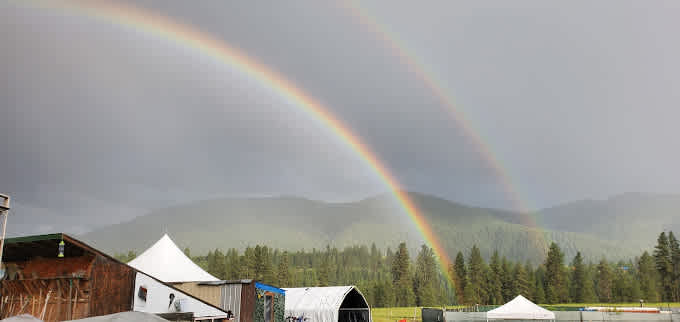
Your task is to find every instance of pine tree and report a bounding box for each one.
[225,248,240,279]
[654,232,673,301]
[453,251,467,304]
[525,262,536,301]
[319,251,330,287]
[487,250,504,304]
[596,258,612,303]
[370,243,381,273]
[392,242,415,306]
[373,279,395,307]
[637,251,659,302]
[513,262,531,298]
[570,252,586,303]
[277,251,291,287]
[668,231,680,302]
[501,257,514,302]
[544,242,565,304]
[241,246,256,279]
[581,264,597,303]
[611,261,627,302]
[533,267,546,304]
[466,245,487,305]
[414,245,438,306]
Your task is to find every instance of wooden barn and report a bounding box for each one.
[0,233,229,322]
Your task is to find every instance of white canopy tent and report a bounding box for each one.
[284,286,371,322]
[128,234,219,283]
[486,295,555,320]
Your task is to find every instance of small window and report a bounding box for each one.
[138,286,147,301]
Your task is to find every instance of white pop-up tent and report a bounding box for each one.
[486,295,555,320]
[128,234,219,283]
[284,286,371,322]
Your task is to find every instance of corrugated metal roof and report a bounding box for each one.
[197,279,253,286]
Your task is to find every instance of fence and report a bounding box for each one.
[443,310,680,321]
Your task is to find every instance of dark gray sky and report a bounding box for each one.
[2,0,679,235]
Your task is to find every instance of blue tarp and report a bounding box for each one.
[256,282,286,295]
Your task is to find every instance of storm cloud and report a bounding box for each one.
[2,0,679,235]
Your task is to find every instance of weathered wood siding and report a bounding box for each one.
[89,254,135,316]
[173,282,222,307]
[0,255,95,322]
[240,282,256,322]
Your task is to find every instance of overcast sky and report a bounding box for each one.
[2,0,679,235]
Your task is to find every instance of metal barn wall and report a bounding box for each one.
[220,284,242,322]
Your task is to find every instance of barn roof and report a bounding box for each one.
[128,234,219,283]
[3,233,113,263]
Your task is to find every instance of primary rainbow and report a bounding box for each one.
[17,1,457,282]
[340,1,547,242]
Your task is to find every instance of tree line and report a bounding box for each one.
[451,231,680,305]
[115,231,680,306]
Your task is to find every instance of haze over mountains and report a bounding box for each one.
[81,191,680,264]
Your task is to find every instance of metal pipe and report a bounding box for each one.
[0,194,10,267]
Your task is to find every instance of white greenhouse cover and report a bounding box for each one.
[486,295,555,320]
[284,286,365,322]
[128,234,219,283]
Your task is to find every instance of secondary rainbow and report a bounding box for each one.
[340,2,546,233]
[17,1,457,282]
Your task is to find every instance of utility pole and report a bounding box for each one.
[0,193,11,265]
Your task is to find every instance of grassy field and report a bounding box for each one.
[371,304,680,322]
[371,307,461,322]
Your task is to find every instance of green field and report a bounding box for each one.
[371,304,680,322]
[371,307,461,322]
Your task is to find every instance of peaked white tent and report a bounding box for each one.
[284,286,370,322]
[486,295,555,320]
[128,234,219,283]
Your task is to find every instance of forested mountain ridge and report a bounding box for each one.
[79,191,678,263]
[535,192,680,247]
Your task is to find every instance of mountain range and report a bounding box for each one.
[80,191,680,264]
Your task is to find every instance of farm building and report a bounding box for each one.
[128,235,286,322]
[0,233,229,322]
[174,280,285,322]
[283,286,370,322]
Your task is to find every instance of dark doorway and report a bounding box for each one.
[338,289,370,322]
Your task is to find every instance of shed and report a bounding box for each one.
[0,233,228,322]
[173,280,285,322]
[486,295,555,320]
[283,286,370,322]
